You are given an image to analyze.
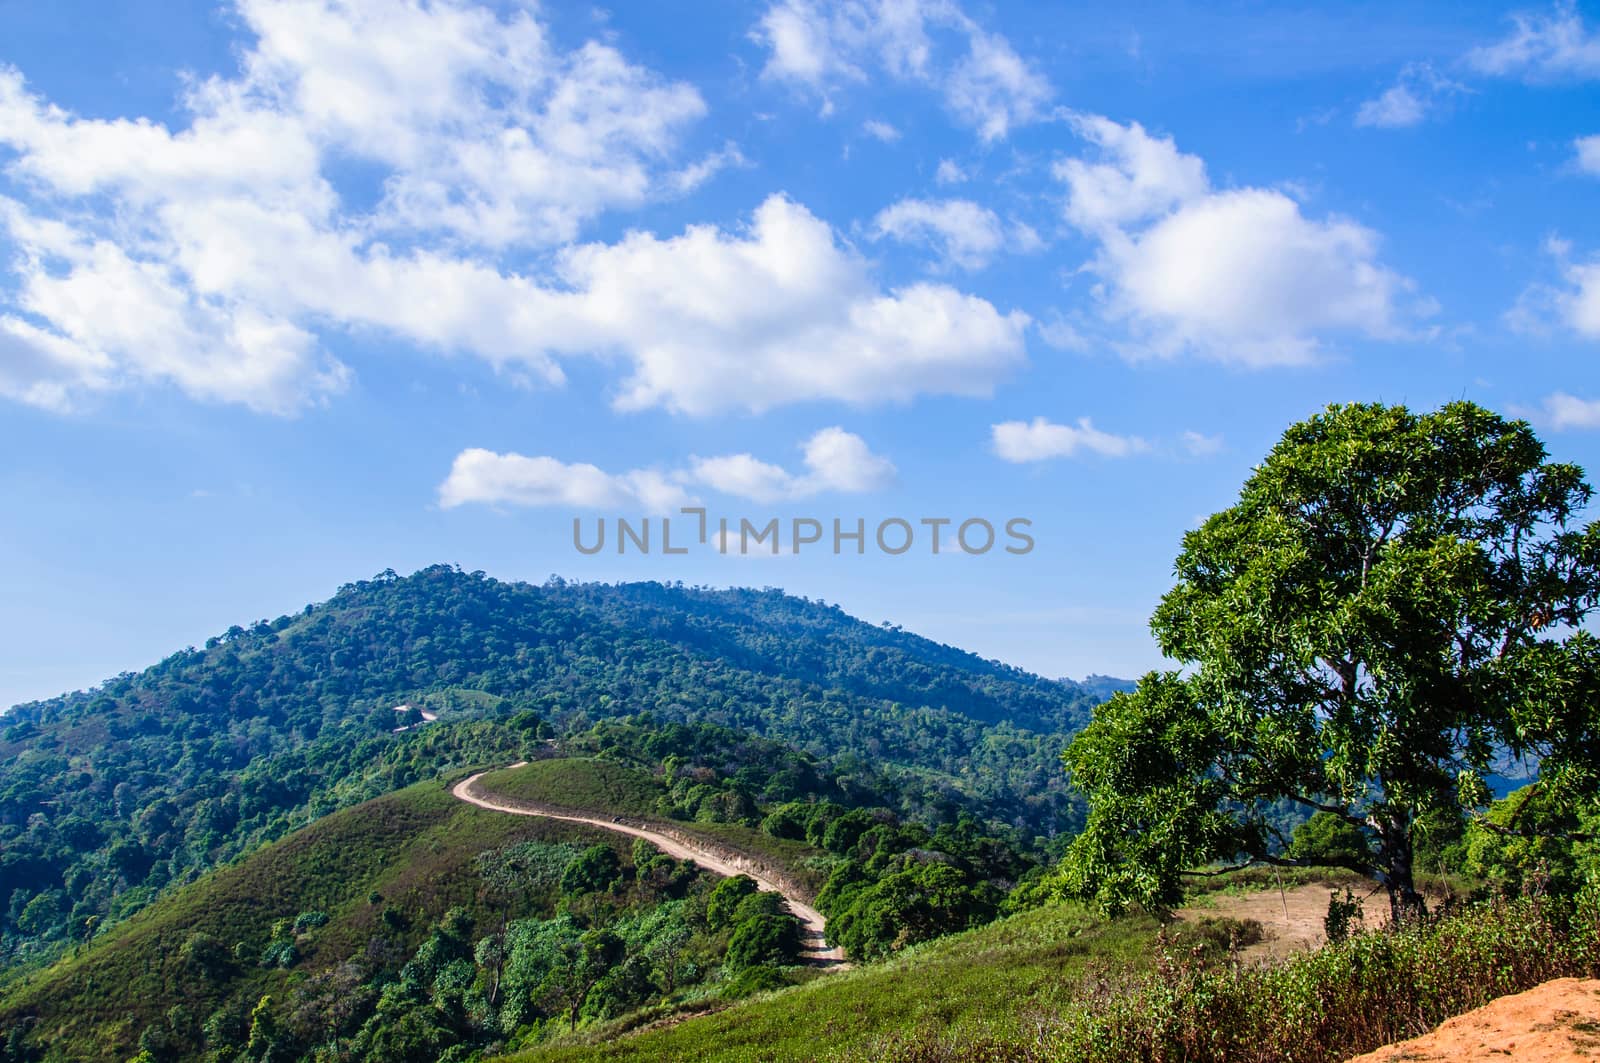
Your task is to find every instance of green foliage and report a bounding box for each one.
[520,900,1162,1061]
[718,963,793,1000]
[1291,814,1373,871]
[1,566,1105,968]
[1323,888,1365,945]
[0,783,648,1061]
[559,846,623,897]
[1046,890,1600,1063]
[705,876,760,930]
[823,861,1000,961]
[1058,401,1600,919]
[1462,783,1600,895]
[725,914,802,970]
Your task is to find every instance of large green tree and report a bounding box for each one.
[1058,401,1600,922]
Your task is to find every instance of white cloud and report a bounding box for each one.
[1180,430,1225,456]
[799,426,898,492]
[935,158,968,184]
[1055,116,1208,232]
[0,1,717,414]
[0,4,1025,418]
[753,0,1050,141]
[1465,2,1600,81]
[542,194,1029,414]
[1534,392,1600,430]
[1515,238,1600,338]
[1053,115,1423,366]
[1036,316,1090,352]
[437,449,694,512]
[689,426,896,501]
[870,197,1007,270]
[991,417,1149,462]
[862,118,901,142]
[1576,134,1600,175]
[442,427,894,510]
[1356,65,1466,129]
[1561,258,1600,335]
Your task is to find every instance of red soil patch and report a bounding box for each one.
[1344,977,1600,1063]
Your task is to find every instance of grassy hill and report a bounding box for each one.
[0,567,1109,970]
[0,779,637,1061]
[477,758,832,896]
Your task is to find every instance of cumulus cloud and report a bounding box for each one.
[541,195,1029,414]
[870,197,1007,270]
[1053,115,1424,366]
[753,0,1050,140]
[991,417,1149,462]
[1465,2,1600,81]
[0,3,1026,417]
[1356,64,1467,128]
[0,0,712,413]
[1514,238,1600,339]
[1559,257,1600,336]
[689,427,895,501]
[438,450,693,512]
[1532,392,1600,430]
[441,427,895,510]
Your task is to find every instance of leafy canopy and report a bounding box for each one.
[1057,401,1600,917]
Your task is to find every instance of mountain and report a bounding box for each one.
[0,566,1112,971]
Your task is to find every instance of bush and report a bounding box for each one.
[706,876,760,930]
[726,913,802,970]
[1044,888,1600,1063]
[720,963,794,999]
[1290,813,1372,870]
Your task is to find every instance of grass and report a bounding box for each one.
[497,874,1600,1063]
[480,757,666,816]
[476,759,830,895]
[0,781,627,1063]
[510,901,1168,1062]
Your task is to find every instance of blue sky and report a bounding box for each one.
[1,0,1598,710]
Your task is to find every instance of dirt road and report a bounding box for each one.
[452,766,848,967]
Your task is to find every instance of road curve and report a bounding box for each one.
[451,766,848,967]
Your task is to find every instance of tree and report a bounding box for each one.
[705,875,760,929]
[559,845,622,896]
[726,913,802,969]
[1058,402,1600,922]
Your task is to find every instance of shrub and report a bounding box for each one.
[1044,888,1600,1063]
[726,913,802,970]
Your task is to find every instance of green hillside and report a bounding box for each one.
[0,769,832,1063]
[518,900,1167,1062]
[0,567,1105,970]
[0,781,612,1059]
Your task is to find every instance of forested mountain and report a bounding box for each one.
[0,566,1109,970]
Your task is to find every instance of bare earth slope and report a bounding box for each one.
[452,766,847,967]
[1345,978,1600,1063]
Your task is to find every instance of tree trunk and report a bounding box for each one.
[1377,814,1427,925]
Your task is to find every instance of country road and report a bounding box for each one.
[452,766,848,967]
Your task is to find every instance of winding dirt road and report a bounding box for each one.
[452,767,847,967]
